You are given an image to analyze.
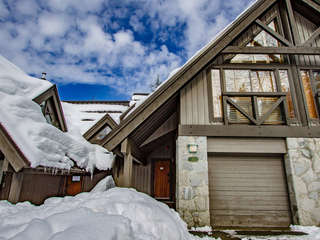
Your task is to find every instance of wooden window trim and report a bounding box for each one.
[208,65,299,125]
[297,68,320,123]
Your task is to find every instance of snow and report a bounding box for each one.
[61,102,128,134]
[0,55,113,171]
[0,188,199,240]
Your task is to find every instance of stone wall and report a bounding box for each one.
[176,136,210,227]
[286,138,320,226]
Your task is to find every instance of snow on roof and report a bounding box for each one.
[61,102,129,134]
[0,55,113,171]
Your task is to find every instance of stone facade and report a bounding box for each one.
[286,138,320,226]
[176,136,210,227]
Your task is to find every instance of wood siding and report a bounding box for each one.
[132,163,151,195]
[180,70,211,125]
[208,154,291,227]
[294,11,320,66]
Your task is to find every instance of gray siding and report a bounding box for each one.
[132,163,151,195]
[294,11,320,66]
[180,70,211,125]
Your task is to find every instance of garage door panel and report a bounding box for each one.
[212,215,291,227]
[212,209,290,217]
[208,154,291,227]
[211,195,289,203]
[211,200,289,211]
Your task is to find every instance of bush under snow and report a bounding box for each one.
[0,188,194,240]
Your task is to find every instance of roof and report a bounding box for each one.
[61,101,129,134]
[102,0,277,150]
[0,55,114,172]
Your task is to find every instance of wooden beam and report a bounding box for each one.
[103,0,278,151]
[226,97,258,125]
[285,0,301,45]
[8,172,23,203]
[121,139,133,187]
[255,19,292,46]
[222,46,320,55]
[299,27,320,46]
[178,125,320,138]
[140,112,177,147]
[300,0,320,13]
[0,124,28,172]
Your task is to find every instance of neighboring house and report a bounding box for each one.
[0,56,113,205]
[101,0,320,228]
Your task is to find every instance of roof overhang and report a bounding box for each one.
[103,0,278,151]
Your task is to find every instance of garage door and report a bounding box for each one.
[208,155,291,228]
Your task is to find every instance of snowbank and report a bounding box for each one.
[0,188,194,240]
[0,55,113,171]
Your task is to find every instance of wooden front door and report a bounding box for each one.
[154,160,170,199]
[66,176,82,196]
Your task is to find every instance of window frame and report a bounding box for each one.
[208,64,299,125]
[297,67,320,123]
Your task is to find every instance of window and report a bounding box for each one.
[300,70,320,119]
[211,68,296,124]
[92,125,112,142]
[40,98,60,129]
[228,20,285,64]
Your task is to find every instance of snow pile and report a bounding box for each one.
[62,102,128,133]
[0,188,195,240]
[0,55,113,171]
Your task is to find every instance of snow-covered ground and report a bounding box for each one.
[0,187,196,240]
[0,184,319,240]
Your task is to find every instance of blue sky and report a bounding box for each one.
[0,0,254,101]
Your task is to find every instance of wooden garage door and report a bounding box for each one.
[208,155,291,228]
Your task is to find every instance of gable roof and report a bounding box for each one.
[102,0,278,151]
[61,101,129,135]
[0,55,114,172]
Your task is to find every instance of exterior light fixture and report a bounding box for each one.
[187,144,198,153]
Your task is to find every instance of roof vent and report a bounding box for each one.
[41,72,47,80]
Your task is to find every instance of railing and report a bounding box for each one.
[222,92,289,125]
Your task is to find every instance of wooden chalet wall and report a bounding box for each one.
[180,0,320,129]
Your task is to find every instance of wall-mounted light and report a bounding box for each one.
[187,144,198,153]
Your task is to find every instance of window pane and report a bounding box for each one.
[225,70,251,92]
[313,71,320,91]
[257,97,283,124]
[94,126,112,141]
[211,69,222,118]
[301,70,317,118]
[229,21,284,64]
[250,70,276,92]
[279,70,295,118]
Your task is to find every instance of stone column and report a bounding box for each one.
[286,138,320,225]
[176,136,210,228]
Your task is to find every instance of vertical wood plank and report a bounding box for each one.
[197,71,205,124]
[192,76,198,124]
[203,70,210,124]
[186,82,193,125]
[8,172,23,203]
[180,88,186,124]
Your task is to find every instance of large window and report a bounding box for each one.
[211,68,296,125]
[300,70,320,120]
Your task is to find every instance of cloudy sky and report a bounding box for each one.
[0,0,254,100]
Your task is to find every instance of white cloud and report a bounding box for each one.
[38,13,70,36]
[0,0,253,97]
[0,0,9,19]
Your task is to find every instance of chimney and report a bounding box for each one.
[41,72,47,80]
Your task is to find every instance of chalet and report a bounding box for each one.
[101,0,320,228]
[0,56,113,204]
